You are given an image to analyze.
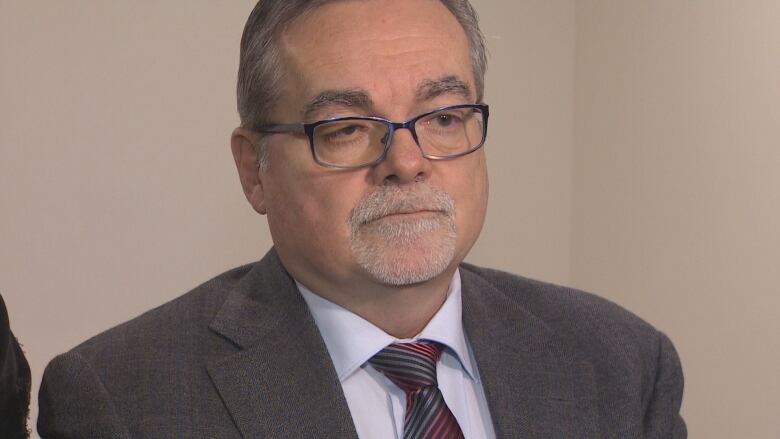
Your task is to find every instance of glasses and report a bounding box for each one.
[257,104,489,169]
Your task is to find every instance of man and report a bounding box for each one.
[38,1,686,438]
[1,294,30,439]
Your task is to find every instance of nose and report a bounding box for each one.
[371,127,431,185]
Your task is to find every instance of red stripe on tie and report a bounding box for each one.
[368,342,464,438]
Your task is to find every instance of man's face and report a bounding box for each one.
[247,0,488,295]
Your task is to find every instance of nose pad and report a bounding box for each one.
[386,128,423,159]
[374,126,429,184]
[390,124,424,151]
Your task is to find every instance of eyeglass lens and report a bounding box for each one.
[313,106,485,167]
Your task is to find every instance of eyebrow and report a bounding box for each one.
[416,76,472,102]
[301,75,472,121]
[303,89,373,120]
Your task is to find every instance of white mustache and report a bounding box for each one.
[348,184,455,229]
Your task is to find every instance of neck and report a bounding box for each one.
[302,268,456,339]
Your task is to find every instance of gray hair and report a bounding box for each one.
[236,0,488,168]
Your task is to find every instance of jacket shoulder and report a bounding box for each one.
[460,263,686,437]
[66,262,257,362]
[458,263,676,391]
[39,263,260,437]
[460,263,661,342]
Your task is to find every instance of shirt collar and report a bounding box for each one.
[297,270,477,382]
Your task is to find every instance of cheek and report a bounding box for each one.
[270,173,367,241]
[451,158,489,234]
[265,186,349,273]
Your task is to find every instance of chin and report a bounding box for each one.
[350,220,457,286]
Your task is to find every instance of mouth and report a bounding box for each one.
[347,184,456,234]
[376,209,440,220]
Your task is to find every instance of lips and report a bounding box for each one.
[348,184,456,235]
[373,209,442,221]
[354,199,452,226]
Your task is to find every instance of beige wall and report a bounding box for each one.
[471,0,575,285]
[572,1,780,437]
[0,1,263,433]
[1,1,777,437]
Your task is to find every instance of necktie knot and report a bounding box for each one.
[369,341,465,438]
[369,341,444,393]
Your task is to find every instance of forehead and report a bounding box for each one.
[278,0,474,111]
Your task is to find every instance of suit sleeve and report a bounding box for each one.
[1,294,31,439]
[644,332,687,439]
[38,351,131,439]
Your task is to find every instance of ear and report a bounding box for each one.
[230,127,267,215]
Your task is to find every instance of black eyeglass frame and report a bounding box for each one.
[256,103,489,169]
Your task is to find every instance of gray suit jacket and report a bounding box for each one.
[38,249,685,438]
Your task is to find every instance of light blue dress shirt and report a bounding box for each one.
[297,270,496,439]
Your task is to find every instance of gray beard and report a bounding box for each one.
[348,184,457,286]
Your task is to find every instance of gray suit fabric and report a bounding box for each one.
[38,249,686,438]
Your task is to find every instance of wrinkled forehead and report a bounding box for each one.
[282,0,467,47]
[277,0,475,115]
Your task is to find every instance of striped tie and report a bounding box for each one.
[369,342,465,439]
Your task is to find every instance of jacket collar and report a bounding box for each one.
[460,265,600,438]
[206,251,599,438]
[206,249,359,439]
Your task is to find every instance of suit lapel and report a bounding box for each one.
[460,267,600,439]
[206,250,359,439]
[202,251,600,438]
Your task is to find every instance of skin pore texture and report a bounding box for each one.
[231,0,489,338]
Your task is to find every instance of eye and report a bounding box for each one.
[320,123,366,141]
[335,125,359,137]
[434,113,459,127]
[423,110,468,131]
